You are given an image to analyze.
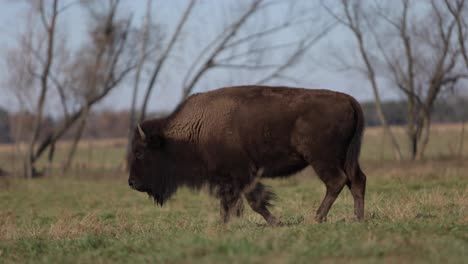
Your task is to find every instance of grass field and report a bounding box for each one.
[0,125,467,263]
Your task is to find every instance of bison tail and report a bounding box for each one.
[344,96,365,181]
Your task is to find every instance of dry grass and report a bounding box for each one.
[0,125,467,263]
[0,159,466,263]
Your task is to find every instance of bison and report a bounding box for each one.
[128,85,366,225]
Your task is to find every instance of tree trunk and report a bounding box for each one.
[409,131,418,160]
[408,110,423,160]
[25,0,58,178]
[13,111,25,175]
[406,89,419,160]
[355,33,403,161]
[63,106,89,173]
[458,120,465,159]
[415,111,431,160]
[46,137,55,176]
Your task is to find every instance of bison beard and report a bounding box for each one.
[128,85,367,225]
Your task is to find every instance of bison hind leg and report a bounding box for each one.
[244,182,279,226]
[346,166,366,221]
[311,162,348,223]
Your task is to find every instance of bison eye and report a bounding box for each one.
[135,152,143,160]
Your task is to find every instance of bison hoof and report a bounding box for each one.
[354,216,364,222]
[315,215,327,223]
[267,217,280,226]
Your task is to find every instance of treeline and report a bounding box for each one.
[362,97,468,127]
[1,97,467,144]
[0,109,169,143]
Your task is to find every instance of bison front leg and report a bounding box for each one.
[219,185,243,224]
[220,195,242,224]
[244,182,279,226]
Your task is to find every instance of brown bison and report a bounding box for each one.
[128,85,366,225]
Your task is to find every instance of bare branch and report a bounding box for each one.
[139,0,196,122]
[223,16,316,49]
[38,0,50,30]
[181,0,263,98]
[320,0,352,27]
[214,63,283,70]
[216,41,301,63]
[57,0,80,14]
[257,22,337,84]
[128,0,153,151]
[48,73,70,119]
[445,0,468,67]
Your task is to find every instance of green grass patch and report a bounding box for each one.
[0,126,467,263]
[0,168,466,263]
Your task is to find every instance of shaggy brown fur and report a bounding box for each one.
[128,85,367,224]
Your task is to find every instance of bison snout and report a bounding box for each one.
[128,179,146,192]
[128,179,136,188]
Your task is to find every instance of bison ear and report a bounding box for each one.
[148,133,165,149]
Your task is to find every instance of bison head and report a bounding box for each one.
[127,122,177,206]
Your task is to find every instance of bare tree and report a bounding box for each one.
[22,0,59,178]
[372,0,467,159]
[4,0,81,177]
[443,0,468,159]
[445,0,468,68]
[322,0,403,161]
[324,0,468,160]
[62,0,121,171]
[60,0,137,171]
[11,0,137,173]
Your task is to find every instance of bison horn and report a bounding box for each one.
[137,124,146,140]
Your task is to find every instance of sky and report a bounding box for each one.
[0,0,401,114]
